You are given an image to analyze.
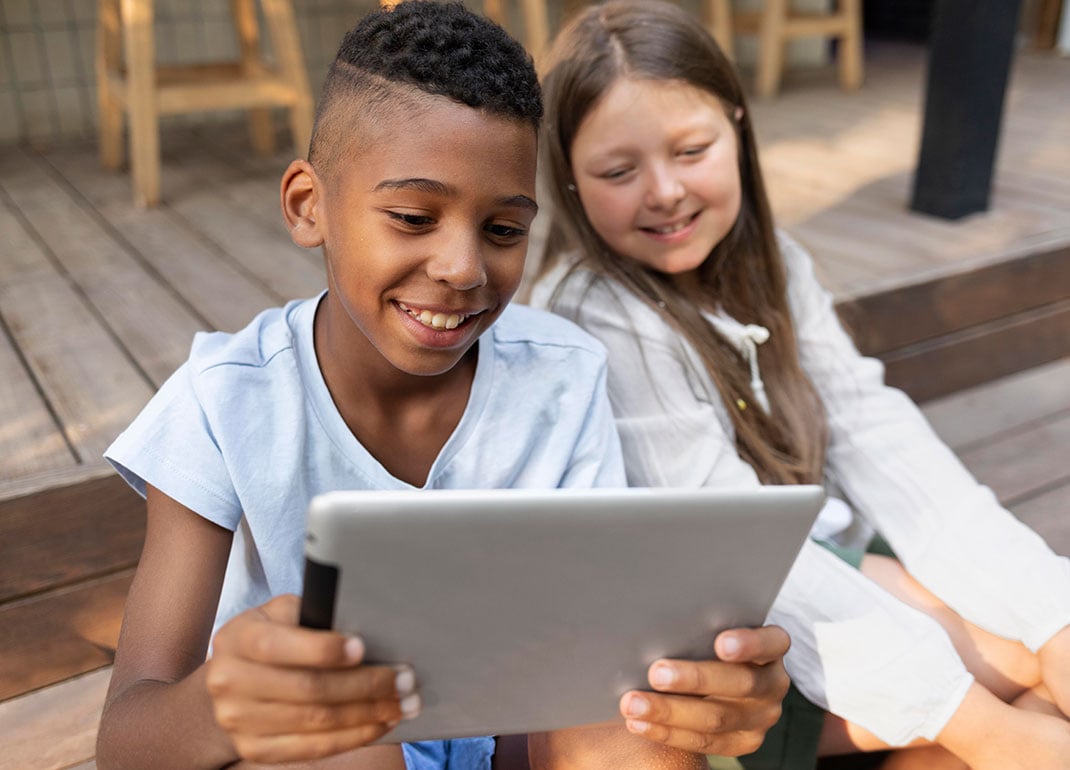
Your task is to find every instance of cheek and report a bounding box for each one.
[578,186,633,241]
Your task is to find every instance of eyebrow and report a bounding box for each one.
[374,177,538,213]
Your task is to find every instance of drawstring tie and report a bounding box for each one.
[738,324,771,413]
[703,311,772,414]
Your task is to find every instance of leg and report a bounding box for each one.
[121,0,160,206]
[232,0,276,156]
[755,0,788,98]
[704,0,734,59]
[96,0,124,170]
[260,0,313,159]
[860,555,1041,702]
[837,0,864,90]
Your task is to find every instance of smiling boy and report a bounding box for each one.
[95,4,789,769]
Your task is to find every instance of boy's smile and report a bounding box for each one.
[288,94,538,393]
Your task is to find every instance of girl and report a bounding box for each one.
[528,2,1070,769]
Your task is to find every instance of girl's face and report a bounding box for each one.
[569,77,742,278]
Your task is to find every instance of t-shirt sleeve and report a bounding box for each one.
[104,362,243,531]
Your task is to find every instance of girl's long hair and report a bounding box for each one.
[539,0,826,485]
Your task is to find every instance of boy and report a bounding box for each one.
[96,3,789,768]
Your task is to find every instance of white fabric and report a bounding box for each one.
[528,232,1070,746]
[106,293,627,639]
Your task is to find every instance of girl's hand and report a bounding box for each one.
[1038,624,1070,718]
[618,625,790,756]
[205,594,419,764]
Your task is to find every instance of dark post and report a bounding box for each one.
[910,0,1024,219]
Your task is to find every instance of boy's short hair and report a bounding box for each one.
[309,1,542,176]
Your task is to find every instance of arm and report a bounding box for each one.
[780,233,1070,653]
[96,486,407,770]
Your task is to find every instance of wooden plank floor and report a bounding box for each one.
[2,356,1067,770]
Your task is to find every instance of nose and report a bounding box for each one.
[425,231,488,291]
[644,163,686,211]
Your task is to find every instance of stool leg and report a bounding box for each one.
[520,0,550,66]
[96,0,124,170]
[483,0,506,25]
[233,0,276,155]
[705,0,734,60]
[756,0,788,98]
[260,0,313,159]
[838,0,864,90]
[121,0,160,207]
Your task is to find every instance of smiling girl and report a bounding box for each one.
[529,2,1070,769]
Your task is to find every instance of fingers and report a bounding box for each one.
[214,598,365,669]
[206,657,410,705]
[213,689,417,736]
[715,625,791,664]
[621,688,781,734]
[646,656,787,699]
[620,715,768,757]
[207,594,422,764]
[230,722,398,765]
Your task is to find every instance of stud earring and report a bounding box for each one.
[567,183,577,192]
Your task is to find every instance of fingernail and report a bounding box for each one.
[344,636,365,663]
[624,694,649,718]
[650,665,675,688]
[626,719,650,734]
[720,635,741,658]
[400,693,422,719]
[394,665,415,695]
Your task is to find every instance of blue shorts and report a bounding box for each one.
[402,737,495,769]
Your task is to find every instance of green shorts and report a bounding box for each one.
[708,535,896,770]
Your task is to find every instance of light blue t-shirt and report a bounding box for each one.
[105,292,626,769]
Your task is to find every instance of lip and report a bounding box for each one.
[639,211,701,243]
[394,300,487,348]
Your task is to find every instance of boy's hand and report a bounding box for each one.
[618,625,790,756]
[205,594,419,764]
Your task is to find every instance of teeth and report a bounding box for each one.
[399,302,467,330]
[649,220,689,235]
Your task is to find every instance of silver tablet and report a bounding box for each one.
[299,486,823,743]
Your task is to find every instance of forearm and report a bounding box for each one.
[529,724,706,770]
[97,666,238,770]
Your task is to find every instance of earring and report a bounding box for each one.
[734,106,744,122]
[567,183,577,192]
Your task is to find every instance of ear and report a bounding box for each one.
[280,159,325,249]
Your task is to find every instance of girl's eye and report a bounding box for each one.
[387,211,434,228]
[485,223,528,243]
[598,166,634,181]
[679,143,711,158]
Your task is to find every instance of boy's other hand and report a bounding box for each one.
[205,594,419,764]
[618,625,790,756]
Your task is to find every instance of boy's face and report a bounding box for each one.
[301,97,538,380]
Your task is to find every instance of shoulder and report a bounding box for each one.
[527,257,672,343]
[186,298,307,376]
[492,302,608,363]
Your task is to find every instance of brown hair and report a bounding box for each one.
[539,0,826,484]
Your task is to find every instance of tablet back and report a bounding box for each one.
[300,486,823,743]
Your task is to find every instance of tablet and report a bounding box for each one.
[300,485,823,743]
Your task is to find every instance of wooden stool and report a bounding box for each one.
[96,0,314,207]
[704,0,735,60]
[734,0,864,98]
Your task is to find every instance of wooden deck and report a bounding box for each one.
[0,40,1068,768]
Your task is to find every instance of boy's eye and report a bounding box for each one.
[387,211,434,228]
[485,222,528,242]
